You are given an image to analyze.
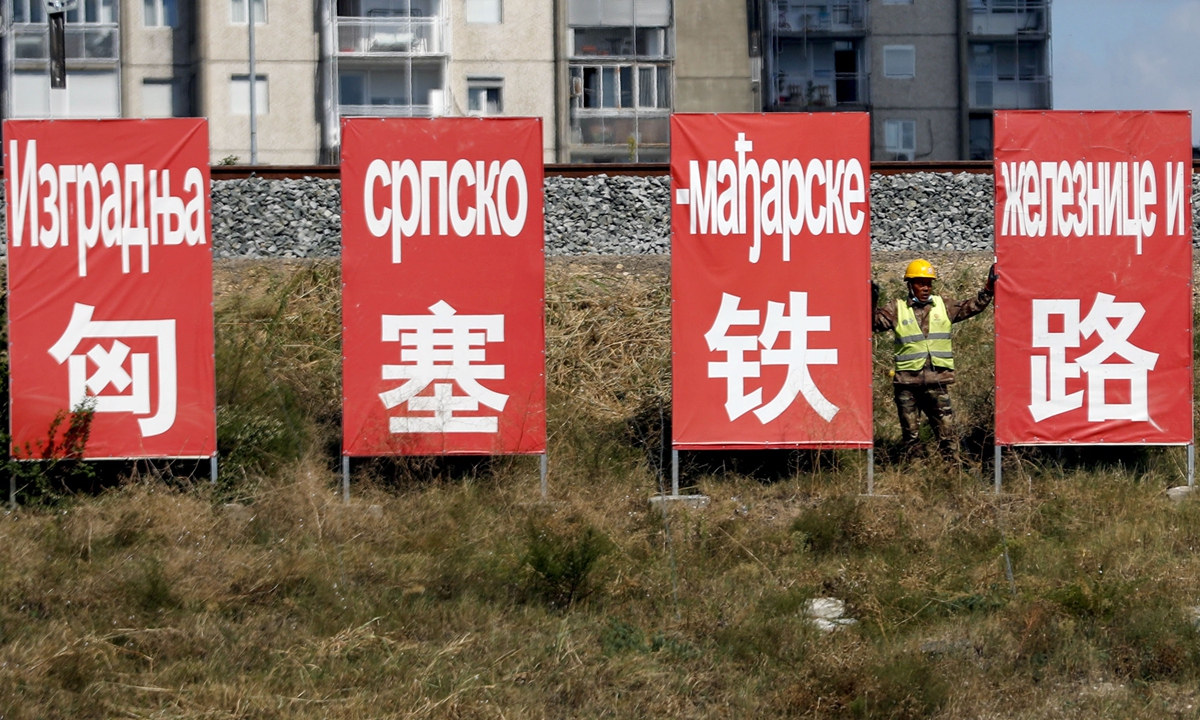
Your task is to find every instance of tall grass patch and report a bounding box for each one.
[3,255,1200,718]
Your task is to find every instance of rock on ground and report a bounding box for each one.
[2,173,1197,259]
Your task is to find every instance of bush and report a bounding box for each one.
[792,495,863,555]
[521,516,614,608]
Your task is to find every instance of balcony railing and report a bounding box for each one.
[10,23,118,63]
[969,76,1050,109]
[773,1,865,33]
[336,17,447,56]
[571,111,671,147]
[969,0,1048,35]
[339,103,438,118]
[774,72,868,108]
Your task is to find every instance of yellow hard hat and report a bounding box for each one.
[904,259,937,280]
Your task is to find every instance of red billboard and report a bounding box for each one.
[671,114,873,449]
[994,111,1193,445]
[341,118,545,456]
[5,119,215,459]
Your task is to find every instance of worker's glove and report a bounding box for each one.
[986,263,998,293]
[871,280,880,307]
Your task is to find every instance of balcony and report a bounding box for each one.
[336,17,447,56]
[773,1,865,34]
[571,111,670,148]
[10,23,118,65]
[969,76,1050,109]
[969,0,1048,36]
[774,72,868,109]
[338,103,439,118]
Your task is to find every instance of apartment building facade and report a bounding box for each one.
[1,0,754,164]
[753,0,1051,160]
[1,0,1048,162]
[2,0,557,162]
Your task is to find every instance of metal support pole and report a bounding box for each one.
[539,454,548,500]
[248,0,258,164]
[1189,443,1195,488]
[994,444,1002,495]
[342,456,350,503]
[671,449,680,497]
[866,447,874,496]
[210,454,218,485]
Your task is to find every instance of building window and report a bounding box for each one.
[465,0,501,23]
[969,115,993,160]
[572,64,670,110]
[568,0,670,57]
[883,45,915,79]
[884,119,916,161]
[13,0,118,23]
[968,42,1048,109]
[144,0,177,26]
[467,78,503,114]
[142,79,180,117]
[12,69,120,118]
[231,0,266,24]
[231,75,269,115]
[337,67,445,115]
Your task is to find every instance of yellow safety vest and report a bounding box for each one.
[893,296,954,371]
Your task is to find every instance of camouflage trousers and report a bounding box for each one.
[893,384,956,457]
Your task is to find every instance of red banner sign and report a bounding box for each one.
[670,114,873,449]
[341,118,546,456]
[994,111,1193,445]
[5,119,216,459]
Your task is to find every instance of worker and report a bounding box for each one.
[871,259,996,459]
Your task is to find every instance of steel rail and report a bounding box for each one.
[209,159,1200,181]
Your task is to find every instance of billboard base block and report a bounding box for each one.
[1168,486,1194,503]
[649,494,710,510]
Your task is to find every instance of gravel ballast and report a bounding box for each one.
[2,172,1198,259]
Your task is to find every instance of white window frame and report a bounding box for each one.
[464,0,502,23]
[230,74,269,115]
[144,0,178,27]
[231,0,267,24]
[467,78,504,115]
[13,0,118,23]
[884,119,916,160]
[572,63,670,111]
[883,45,916,79]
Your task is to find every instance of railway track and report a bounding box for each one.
[210,159,1200,181]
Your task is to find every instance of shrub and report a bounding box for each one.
[792,495,863,555]
[521,516,614,608]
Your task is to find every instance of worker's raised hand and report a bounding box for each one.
[986,263,998,293]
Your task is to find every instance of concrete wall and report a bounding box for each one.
[119,0,194,118]
[868,0,962,160]
[674,0,756,112]
[448,0,557,160]
[197,0,322,164]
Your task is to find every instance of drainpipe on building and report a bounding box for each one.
[957,0,969,160]
[552,0,563,162]
[318,0,337,163]
[248,0,258,164]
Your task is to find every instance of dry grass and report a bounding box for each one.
[3,255,1200,719]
